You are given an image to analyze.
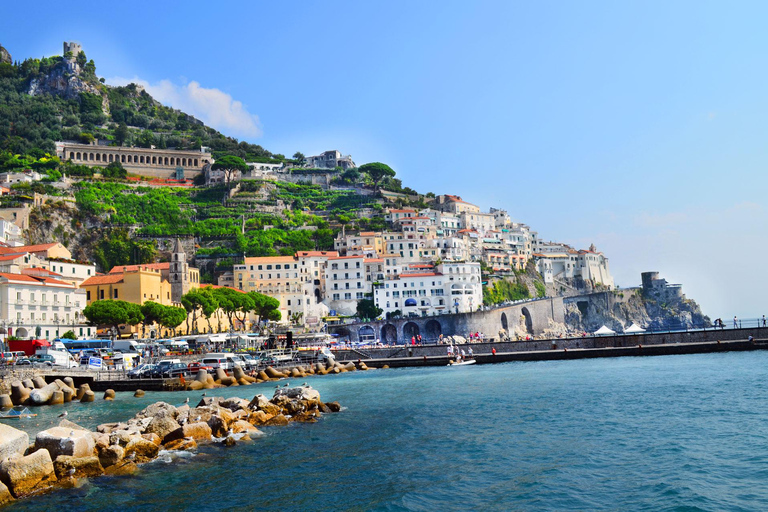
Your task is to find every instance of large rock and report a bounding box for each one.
[29,382,59,405]
[144,415,181,440]
[163,437,197,451]
[135,402,178,420]
[53,455,104,480]
[0,395,12,408]
[196,396,223,408]
[0,424,28,462]
[0,449,56,498]
[264,414,290,426]
[0,481,13,506]
[96,444,124,468]
[273,386,321,401]
[35,427,95,460]
[48,390,64,405]
[80,390,95,402]
[163,422,212,444]
[124,438,159,463]
[59,419,89,432]
[219,397,250,412]
[230,420,260,435]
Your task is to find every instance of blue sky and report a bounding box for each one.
[3,1,767,318]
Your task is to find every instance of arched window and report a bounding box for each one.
[69,152,74,160]
[121,155,125,163]
[152,156,156,164]
[164,157,169,166]
[76,152,81,160]
[194,159,198,167]
[140,156,144,164]
[95,154,101,161]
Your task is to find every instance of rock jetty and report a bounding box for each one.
[0,386,338,505]
[183,361,368,392]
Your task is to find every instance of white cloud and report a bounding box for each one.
[106,76,262,138]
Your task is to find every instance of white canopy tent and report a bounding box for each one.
[594,325,616,336]
[624,323,646,334]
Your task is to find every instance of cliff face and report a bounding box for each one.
[0,44,11,65]
[27,58,103,101]
[564,288,710,333]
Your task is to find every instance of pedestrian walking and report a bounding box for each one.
[734,316,738,329]
[763,315,766,327]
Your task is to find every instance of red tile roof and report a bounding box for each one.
[0,243,60,255]
[82,274,125,286]
[0,272,73,287]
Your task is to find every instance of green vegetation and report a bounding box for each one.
[82,300,143,333]
[356,299,383,320]
[534,280,546,298]
[483,279,531,305]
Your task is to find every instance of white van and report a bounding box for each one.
[201,353,240,371]
[113,340,146,353]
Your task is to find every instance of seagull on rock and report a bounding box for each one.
[58,411,68,418]
[184,397,189,404]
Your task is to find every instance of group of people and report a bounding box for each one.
[447,344,474,363]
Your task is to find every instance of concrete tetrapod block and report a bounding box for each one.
[21,379,34,390]
[29,383,59,406]
[9,382,29,406]
[0,448,56,498]
[61,387,74,403]
[0,395,13,409]
[195,369,209,383]
[32,377,47,389]
[0,424,29,463]
[134,390,145,398]
[103,389,115,401]
[35,426,96,460]
[80,390,95,403]
[215,368,228,381]
[62,377,75,389]
[48,390,64,405]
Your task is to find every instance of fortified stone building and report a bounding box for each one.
[55,141,212,180]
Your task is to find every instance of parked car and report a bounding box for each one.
[187,362,214,374]
[14,358,32,366]
[29,355,55,368]
[161,362,189,379]
[127,364,156,379]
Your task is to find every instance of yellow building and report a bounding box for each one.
[81,265,233,337]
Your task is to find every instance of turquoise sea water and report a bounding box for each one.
[10,351,768,511]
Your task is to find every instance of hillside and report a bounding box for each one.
[0,42,280,162]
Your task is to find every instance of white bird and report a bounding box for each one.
[283,383,290,387]
[183,397,189,404]
[58,411,68,418]
[201,392,207,397]
[69,430,75,437]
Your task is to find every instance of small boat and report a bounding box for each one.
[0,407,37,420]
[447,359,476,366]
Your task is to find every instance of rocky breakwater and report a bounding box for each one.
[0,386,338,505]
[183,360,369,392]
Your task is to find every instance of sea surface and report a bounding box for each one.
[10,351,768,511]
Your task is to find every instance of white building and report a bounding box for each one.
[324,255,369,316]
[0,272,91,340]
[305,150,356,170]
[373,261,482,318]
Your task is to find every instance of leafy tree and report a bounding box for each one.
[140,301,165,338]
[358,162,395,195]
[248,291,280,324]
[356,299,382,320]
[292,152,305,164]
[211,155,248,186]
[114,122,129,146]
[341,168,360,184]
[181,288,218,334]
[83,300,144,335]
[61,330,77,340]
[212,287,253,331]
[102,160,127,179]
[159,305,187,336]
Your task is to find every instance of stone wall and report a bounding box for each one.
[331,297,565,343]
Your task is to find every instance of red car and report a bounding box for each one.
[187,362,214,374]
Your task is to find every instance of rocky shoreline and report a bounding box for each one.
[0,385,339,505]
